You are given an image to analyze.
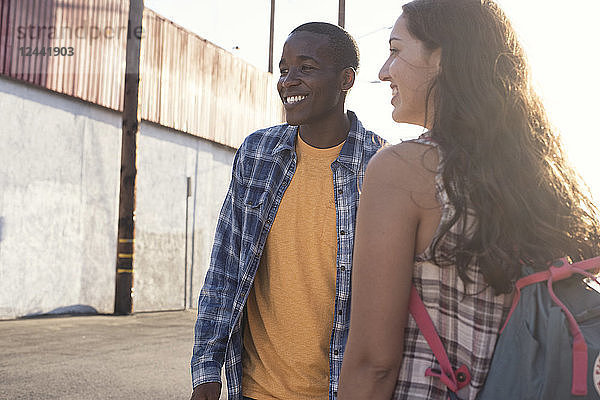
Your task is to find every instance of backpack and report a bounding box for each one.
[409,256,600,400]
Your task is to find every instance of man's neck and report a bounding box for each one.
[298,111,351,149]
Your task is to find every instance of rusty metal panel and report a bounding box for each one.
[0,0,127,110]
[0,0,284,149]
[139,9,284,148]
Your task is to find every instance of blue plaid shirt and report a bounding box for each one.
[191,111,385,399]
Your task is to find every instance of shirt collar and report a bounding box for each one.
[271,110,367,174]
[272,124,297,155]
[336,110,367,174]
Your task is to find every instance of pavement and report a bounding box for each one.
[0,310,226,400]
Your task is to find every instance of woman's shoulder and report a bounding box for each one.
[362,141,440,211]
[366,141,439,186]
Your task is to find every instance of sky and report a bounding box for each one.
[145,0,600,202]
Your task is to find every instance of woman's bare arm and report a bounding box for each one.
[338,142,439,400]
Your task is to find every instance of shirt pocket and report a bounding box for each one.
[243,187,268,209]
[242,188,269,244]
[319,195,337,243]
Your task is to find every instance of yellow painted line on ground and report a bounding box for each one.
[119,238,135,243]
[117,269,134,274]
[118,253,134,258]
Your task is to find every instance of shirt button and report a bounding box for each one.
[337,189,343,195]
[340,265,345,271]
[340,230,346,235]
[338,310,343,316]
[334,350,339,355]
[334,391,338,397]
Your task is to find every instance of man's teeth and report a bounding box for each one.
[286,95,307,104]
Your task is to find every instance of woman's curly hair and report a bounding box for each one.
[402,0,600,294]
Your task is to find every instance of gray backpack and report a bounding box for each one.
[410,256,600,400]
[476,257,600,399]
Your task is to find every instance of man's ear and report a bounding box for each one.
[341,67,356,92]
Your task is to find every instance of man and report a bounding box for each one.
[190,22,385,400]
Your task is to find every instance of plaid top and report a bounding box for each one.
[394,135,509,400]
[191,111,384,400]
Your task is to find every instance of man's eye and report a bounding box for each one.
[280,68,288,75]
[389,48,398,55]
[300,65,314,72]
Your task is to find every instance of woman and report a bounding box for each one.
[337,0,600,399]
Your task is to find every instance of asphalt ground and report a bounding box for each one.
[0,310,226,400]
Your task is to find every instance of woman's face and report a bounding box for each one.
[379,15,441,127]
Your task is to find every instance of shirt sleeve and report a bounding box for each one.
[191,147,245,388]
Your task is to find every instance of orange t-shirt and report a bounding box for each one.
[242,134,344,400]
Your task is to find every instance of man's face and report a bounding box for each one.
[277,31,345,126]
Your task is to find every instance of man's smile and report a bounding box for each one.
[284,94,308,105]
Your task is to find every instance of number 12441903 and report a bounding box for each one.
[19,47,75,56]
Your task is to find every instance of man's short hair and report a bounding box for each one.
[289,22,359,72]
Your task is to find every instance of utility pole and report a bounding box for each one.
[115,0,144,315]
[268,0,275,73]
[338,0,345,28]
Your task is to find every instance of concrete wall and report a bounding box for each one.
[0,76,122,319]
[0,76,236,319]
[134,122,234,312]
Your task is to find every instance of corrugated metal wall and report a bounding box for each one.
[0,0,128,111]
[139,10,284,147]
[0,0,284,148]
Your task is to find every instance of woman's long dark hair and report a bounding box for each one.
[402,0,600,294]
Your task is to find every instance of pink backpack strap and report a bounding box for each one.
[501,256,600,396]
[409,286,471,396]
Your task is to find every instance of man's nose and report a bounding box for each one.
[282,68,300,87]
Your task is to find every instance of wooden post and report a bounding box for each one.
[115,0,144,315]
[338,0,345,28]
[268,0,275,73]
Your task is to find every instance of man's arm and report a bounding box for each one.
[190,148,245,398]
[190,382,221,400]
